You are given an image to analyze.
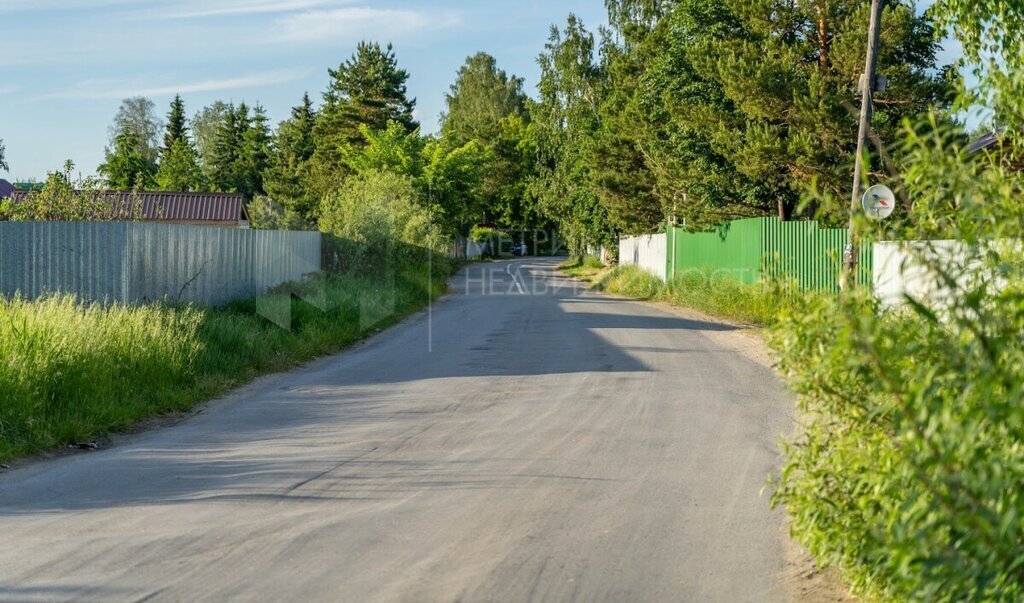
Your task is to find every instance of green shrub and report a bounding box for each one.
[770,120,1024,600]
[318,170,448,271]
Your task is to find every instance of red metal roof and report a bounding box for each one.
[7,190,249,223]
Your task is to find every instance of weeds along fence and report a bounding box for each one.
[619,233,667,280]
[0,222,321,306]
[660,217,872,291]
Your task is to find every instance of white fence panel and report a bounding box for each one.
[0,222,321,306]
[619,234,667,281]
[873,239,1008,309]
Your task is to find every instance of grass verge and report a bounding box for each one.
[0,261,452,462]
[561,256,784,326]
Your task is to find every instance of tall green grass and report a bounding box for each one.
[559,256,606,280]
[0,263,450,461]
[572,259,784,326]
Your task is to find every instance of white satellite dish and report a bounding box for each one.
[861,184,896,220]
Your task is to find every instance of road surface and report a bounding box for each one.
[0,258,792,602]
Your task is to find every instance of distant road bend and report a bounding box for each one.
[0,258,792,602]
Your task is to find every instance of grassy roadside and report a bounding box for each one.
[0,262,453,462]
[560,256,784,327]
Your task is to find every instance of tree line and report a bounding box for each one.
[61,1,957,253]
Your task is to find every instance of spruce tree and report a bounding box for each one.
[265,93,318,221]
[209,103,241,193]
[240,103,272,198]
[156,95,201,191]
[163,95,188,154]
[157,138,201,191]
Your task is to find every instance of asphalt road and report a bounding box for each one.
[0,258,792,602]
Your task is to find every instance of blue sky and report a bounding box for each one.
[0,0,608,181]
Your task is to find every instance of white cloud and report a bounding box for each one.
[39,68,314,100]
[277,7,460,43]
[139,0,357,20]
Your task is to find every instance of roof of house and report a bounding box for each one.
[0,179,13,200]
[6,190,249,223]
[967,130,1001,154]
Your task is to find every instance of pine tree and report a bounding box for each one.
[308,42,418,196]
[644,0,953,223]
[441,52,528,148]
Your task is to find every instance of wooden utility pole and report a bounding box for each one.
[843,0,885,285]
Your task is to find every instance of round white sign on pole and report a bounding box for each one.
[861,184,896,220]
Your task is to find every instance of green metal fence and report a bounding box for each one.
[666,217,871,291]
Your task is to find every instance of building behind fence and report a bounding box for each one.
[621,217,872,291]
[0,222,321,306]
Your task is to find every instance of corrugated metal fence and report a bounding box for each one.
[619,233,667,280]
[664,217,872,291]
[0,222,321,306]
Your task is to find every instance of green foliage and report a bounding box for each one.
[205,102,271,197]
[318,170,447,271]
[208,103,244,193]
[264,93,318,221]
[156,137,201,192]
[0,261,451,462]
[191,100,231,186]
[770,286,1024,600]
[561,257,783,326]
[308,42,418,197]
[559,255,607,280]
[770,110,1024,599]
[530,15,614,254]
[336,121,487,234]
[930,0,1024,127]
[440,52,537,230]
[239,104,273,198]
[342,121,425,176]
[1,161,143,222]
[421,137,487,232]
[156,96,201,191]
[99,130,157,189]
[247,195,313,231]
[0,138,8,172]
[442,52,529,148]
[162,95,188,154]
[529,1,953,236]
[106,96,162,172]
[468,225,505,243]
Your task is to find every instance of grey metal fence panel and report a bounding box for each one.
[0,222,321,306]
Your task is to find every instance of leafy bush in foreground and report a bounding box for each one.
[770,120,1024,600]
